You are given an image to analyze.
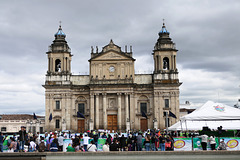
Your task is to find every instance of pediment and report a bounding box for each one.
[92,51,132,61]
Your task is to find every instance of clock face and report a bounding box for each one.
[109,66,115,72]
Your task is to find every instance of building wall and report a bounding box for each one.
[44,24,181,132]
[0,119,45,134]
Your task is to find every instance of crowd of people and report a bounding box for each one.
[0,126,229,152]
[0,127,175,152]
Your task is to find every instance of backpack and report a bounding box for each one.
[38,142,46,152]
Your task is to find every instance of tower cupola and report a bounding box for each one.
[55,25,66,39]
[154,22,177,51]
[153,21,178,75]
[46,24,72,75]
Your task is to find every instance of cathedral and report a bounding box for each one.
[43,23,182,132]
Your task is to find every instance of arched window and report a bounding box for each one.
[163,57,169,70]
[55,59,61,72]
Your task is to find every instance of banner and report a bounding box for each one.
[97,138,106,151]
[220,137,240,150]
[63,139,72,152]
[193,137,219,150]
[173,138,192,151]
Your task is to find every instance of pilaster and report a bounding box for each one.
[103,93,107,129]
[90,93,95,130]
[125,93,130,131]
[117,93,122,130]
[95,93,99,129]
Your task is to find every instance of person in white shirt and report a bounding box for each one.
[87,140,97,152]
[200,134,208,150]
[58,134,64,151]
[83,133,90,151]
[209,135,216,150]
[102,142,109,152]
[29,138,36,152]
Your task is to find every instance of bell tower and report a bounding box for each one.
[46,24,72,75]
[153,22,179,82]
[152,22,181,129]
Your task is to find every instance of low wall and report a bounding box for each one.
[1,150,240,157]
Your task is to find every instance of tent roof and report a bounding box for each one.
[180,101,240,121]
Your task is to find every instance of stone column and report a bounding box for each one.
[45,94,50,132]
[90,94,95,131]
[159,56,162,70]
[129,93,134,130]
[103,93,107,129]
[117,93,122,130]
[62,57,65,72]
[51,58,53,72]
[95,93,99,129]
[70,95,75,130]
[159,93,164,129]
[69,59,71,73]
[48,58,50,72]
[134,94,138,129]
[125,93,130,131]
[62,94,67,131]
[50,96,54,130]
[65,94,71,130]
[153,92,159,129]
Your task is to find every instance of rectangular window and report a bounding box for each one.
[56,101,60,110]
[78,103,85,114]
[140,103,147,113]
[165,99,169,108]
[1,127,6,132]
[56,119,60,129]
[40,127,43,134]
[165,118,170,127]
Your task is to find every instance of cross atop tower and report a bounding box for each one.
[59,21,62,28]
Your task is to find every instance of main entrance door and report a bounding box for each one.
[107,115,117,132]
[140,119,148,131]
[77,119,85,133]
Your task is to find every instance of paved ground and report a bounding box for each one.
[1,151,240,160]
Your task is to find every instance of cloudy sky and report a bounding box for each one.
[0,0,239,115]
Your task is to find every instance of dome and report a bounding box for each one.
[55,25,66,37]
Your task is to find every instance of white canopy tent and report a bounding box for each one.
[169,101,240,131]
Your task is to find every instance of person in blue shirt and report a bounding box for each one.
[50,138,59,152]
[0,132,6,152]
[101,133,107,138]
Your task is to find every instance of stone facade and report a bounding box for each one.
[43,23,182,132]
